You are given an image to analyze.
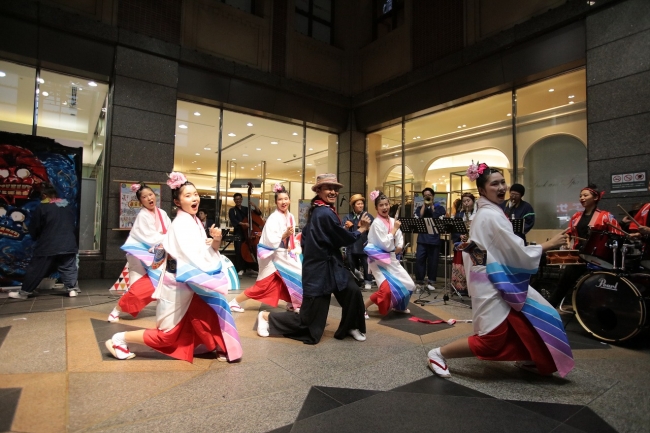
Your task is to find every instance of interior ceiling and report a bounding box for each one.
[0,60,108,165]
[174,101,334,193]
[375,69,586,148]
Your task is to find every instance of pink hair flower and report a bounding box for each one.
[130,183,141,192]
[369,190,380,202]
[167,172,187,190]
[477,163,489,175]
[466,162,480,181]
[273,183,284,193]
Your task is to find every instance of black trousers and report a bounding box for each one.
[268,274,366,344]
[22,253,78,293]
[548,264,588,308]
[347,253,371,281]
[233,240,257,272]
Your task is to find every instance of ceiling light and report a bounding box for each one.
[37,78,44,84]
[228,133,236,137]
[247,122,253,126]
[568,95,575,99]
[88,81,97,87]
[78,87,82,91]
[251,168,255,170]
[569,101,575,104]
[193,112,201,116]
[307,163,312,166]
[271,141,278,144]
[232,158,236,161]
[548,88,555,92]
[0,71,5,77]
[457,126,461,129]
[97,143,103,146]
[292,132,298,136]
[42,91,49,96]
[196,167,201,170]
[179,124,188,129]
[412,137,417,140]
[63,101,67,105]
[241,167,245,169]
[507,113,511,116]
[277,158,282,160]
[195,153,200,155]
[204,147,211,150]
[256,148,261,151]
[192,160,196,163]
[242,154,248,157]
[462,124,466,127]
[308,147,313,150]
[417,136,420,139]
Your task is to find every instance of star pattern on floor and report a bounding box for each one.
[266,376,617,433]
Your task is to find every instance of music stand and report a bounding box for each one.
[427,218,471,308]
[511,218,524,235]
[398,218,436,298]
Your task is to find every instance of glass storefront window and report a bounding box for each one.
[516,69,587,237]
[173,102,334,235]
[174,101,222,220]
[35,70,109,251]
[0,60,36,135]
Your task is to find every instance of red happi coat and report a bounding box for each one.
[568,209,622,248]
[629,203,650,231]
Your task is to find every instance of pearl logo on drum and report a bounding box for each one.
[595,277,618,291]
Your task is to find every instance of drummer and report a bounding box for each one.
[628,202,650,236]
[548,184,622,308]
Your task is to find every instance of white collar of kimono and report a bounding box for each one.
[477,196,508,220]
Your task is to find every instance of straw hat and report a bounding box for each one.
[349,194,365,206]
[311,173,344,192]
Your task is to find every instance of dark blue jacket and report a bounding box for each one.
[29,202,78,257]
[340,211,374,255]
[301,204,362,297]
[500,200,535,242]
[414,203,446,245]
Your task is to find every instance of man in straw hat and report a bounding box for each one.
[342,193,374,290]
[256,174,372,344]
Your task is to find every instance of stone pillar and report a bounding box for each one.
[102,46,178,278]
[338,114,366,216]
[586,0,650,214]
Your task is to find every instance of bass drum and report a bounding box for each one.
[573,271,650,342]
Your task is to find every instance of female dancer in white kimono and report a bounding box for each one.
[228,184,303,313]
[363,191,414,318]
[107,182,171,323]
[427,163,574,378]
[106,173,242,362]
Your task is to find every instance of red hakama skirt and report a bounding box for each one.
[243,271,292,307]
[369,280,393,315]
[118,275,155,317]
[143,294,226,363]
[468,309,556,375]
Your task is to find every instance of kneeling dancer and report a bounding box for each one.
[363,190,414,318]
[229,183,303,313]
[257,174,370,344]
[106,173,242,362]
[427,163,574,378]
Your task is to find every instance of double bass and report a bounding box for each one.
[240,181,265,264]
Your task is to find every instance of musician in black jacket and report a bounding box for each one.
[228,192,262,276]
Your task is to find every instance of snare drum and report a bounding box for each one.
[580,230,625,269]
[545,249,581,265]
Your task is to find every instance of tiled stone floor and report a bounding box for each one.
[0,278,648,432]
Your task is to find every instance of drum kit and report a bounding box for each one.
[546,219,650,342]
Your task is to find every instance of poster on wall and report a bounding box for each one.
[119,183,162,228]
[0,132,82,287]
